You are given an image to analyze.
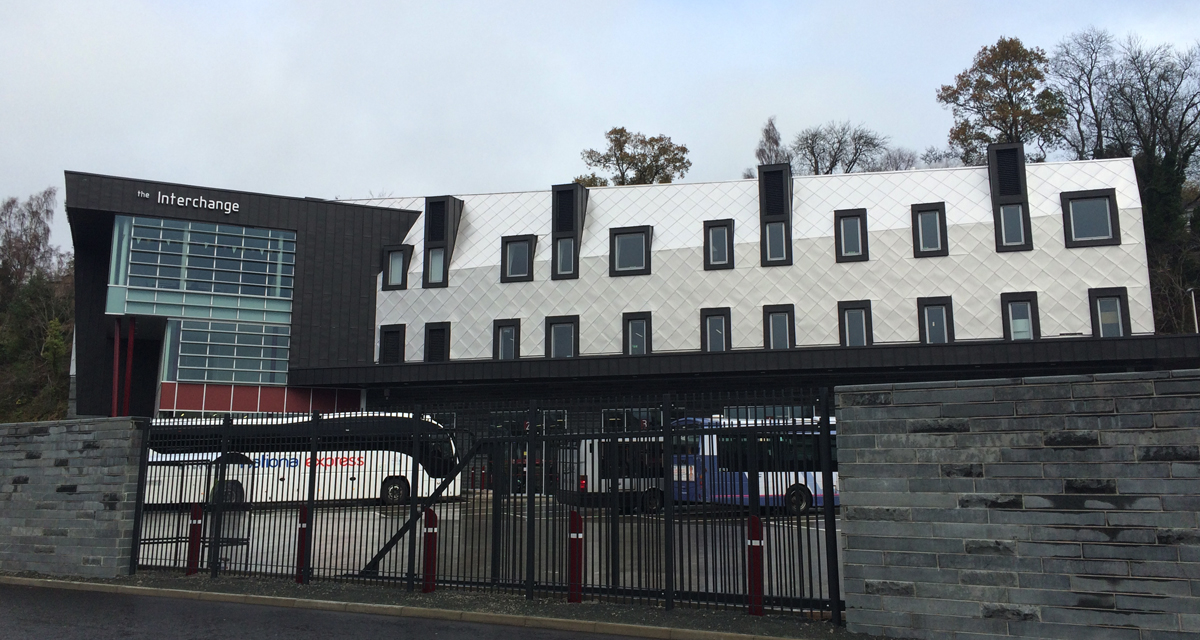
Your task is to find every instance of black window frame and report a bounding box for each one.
[1062,189,1121,249]
[988,143,1033,252]
[421,196,462,289]
[911,203,949,258]
[1088,287,1131,338]
[700,307,733,353]
[762,304,795,350]
[758,163,793,267]
[544,314,580,359]
[917,296,955,344]
[552,237,578,280]
[378,324,405,364]
[703,219,735,271]
[609,226,653,277]
[424,322,451,363]
[492,319,521,360]
[500,235,537,283]
[834,208,869,263]
[381,244,413,291]
[838,300,874,347]
[1000,292,1041,341]
[622,311,653,356]
[551,183,587,281]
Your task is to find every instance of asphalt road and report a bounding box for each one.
[0,583,629,640]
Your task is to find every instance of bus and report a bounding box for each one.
[144,412,460,506]
[555,413,837,514]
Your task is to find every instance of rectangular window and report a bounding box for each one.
[834,209,868,263]
[838,300,873,347]
[379,324,405,364]
[382,244,412,291]
[426,247,446,285]
[500,235,536,283]
[917,296,954,344]
[762,304,794,350]
[1089,287,1130,338]
[555,237,575,277]
[493,319,520,360]
[1063,189,1120,248]
[1000,292,1040,341]
[911,203,949,258]
[609,226,652,276]
[765,221,788,262]
[1000,204,1025,247]
[424,322,450,362]
[700,307,732,352]
[623,311,652,355]
[545,315,579,358]
[703,219,734,270]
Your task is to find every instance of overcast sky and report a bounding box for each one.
[3,1,1198,252]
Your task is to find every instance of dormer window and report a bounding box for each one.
[1062,189,1120,248]
[758,163,793,267]
[609,226,652,277]
[500,235,536,283]
[551,184,588,280]
[381,244,412,291]
[703,219,734,270]
[834,209,868,263]
[422,196,463,288]
[988,143,1033,252]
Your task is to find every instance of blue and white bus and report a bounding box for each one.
[555,411,837,514]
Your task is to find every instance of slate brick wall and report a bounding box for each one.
[0,417,142,577]
[837,370,1200,639]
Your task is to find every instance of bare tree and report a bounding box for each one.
[756,116,793,166]
[866,147,919,172]
[919,146,963,168]
[0,187,60,301]
[1049,28,1116,160]
[791,121,889,174]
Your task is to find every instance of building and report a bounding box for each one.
[65,144,1200,418]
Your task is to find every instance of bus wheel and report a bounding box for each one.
[381,477,410,506]
[214,480,244,504]
[641,489,663,514]
[786,484,812,516]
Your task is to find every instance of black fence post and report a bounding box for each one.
[128,418,152,575]
[661,394,674,611]
[818,388,842,625]
[208,416,231,578]
[607,437,620,596]
[490,438,503,585]
[525,400,537,600]
[408,405,421,592]
[304,413,320,584]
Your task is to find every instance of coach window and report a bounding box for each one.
[1089,287,1131,338]
[704,219,734,270]
[838,300,873,347]
[763,304,794,350]
[545,315,579,358]
[1062,189,1120,248]
[1000,292,1040,341]
[500,235,536,283]
[918,296,954,344]
[700,307,732,353]
[382,244,412,291]
[610,226,652,277]
[493,319,520,360]
[911,203,949,258]
[834,209,868,263]
[623,311,652,355]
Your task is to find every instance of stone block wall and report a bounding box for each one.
[837,370,1200,639]
[0,417,142,577]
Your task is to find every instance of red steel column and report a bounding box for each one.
[568,510,584,602]
[295,505,309,584]
[111,319,121,417]
[422,508,438,592]
[747,515,764,616]
[185,503,203,575]
[122,318,136,416]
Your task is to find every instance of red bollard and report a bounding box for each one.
[185,503,203,575]
[568,510,584,602]
[422,508,438,592]
[747,515,763,616]
[295,505,308,584]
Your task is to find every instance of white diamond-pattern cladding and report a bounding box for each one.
[357,159,1149,361]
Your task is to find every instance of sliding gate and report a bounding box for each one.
[132,389,843,621]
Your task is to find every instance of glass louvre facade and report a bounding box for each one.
[108,215,296,385]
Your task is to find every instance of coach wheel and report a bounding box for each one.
[213,480,244,504]
[786,484,812,516]
[381,476,410,506]
[641,489,663,514]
